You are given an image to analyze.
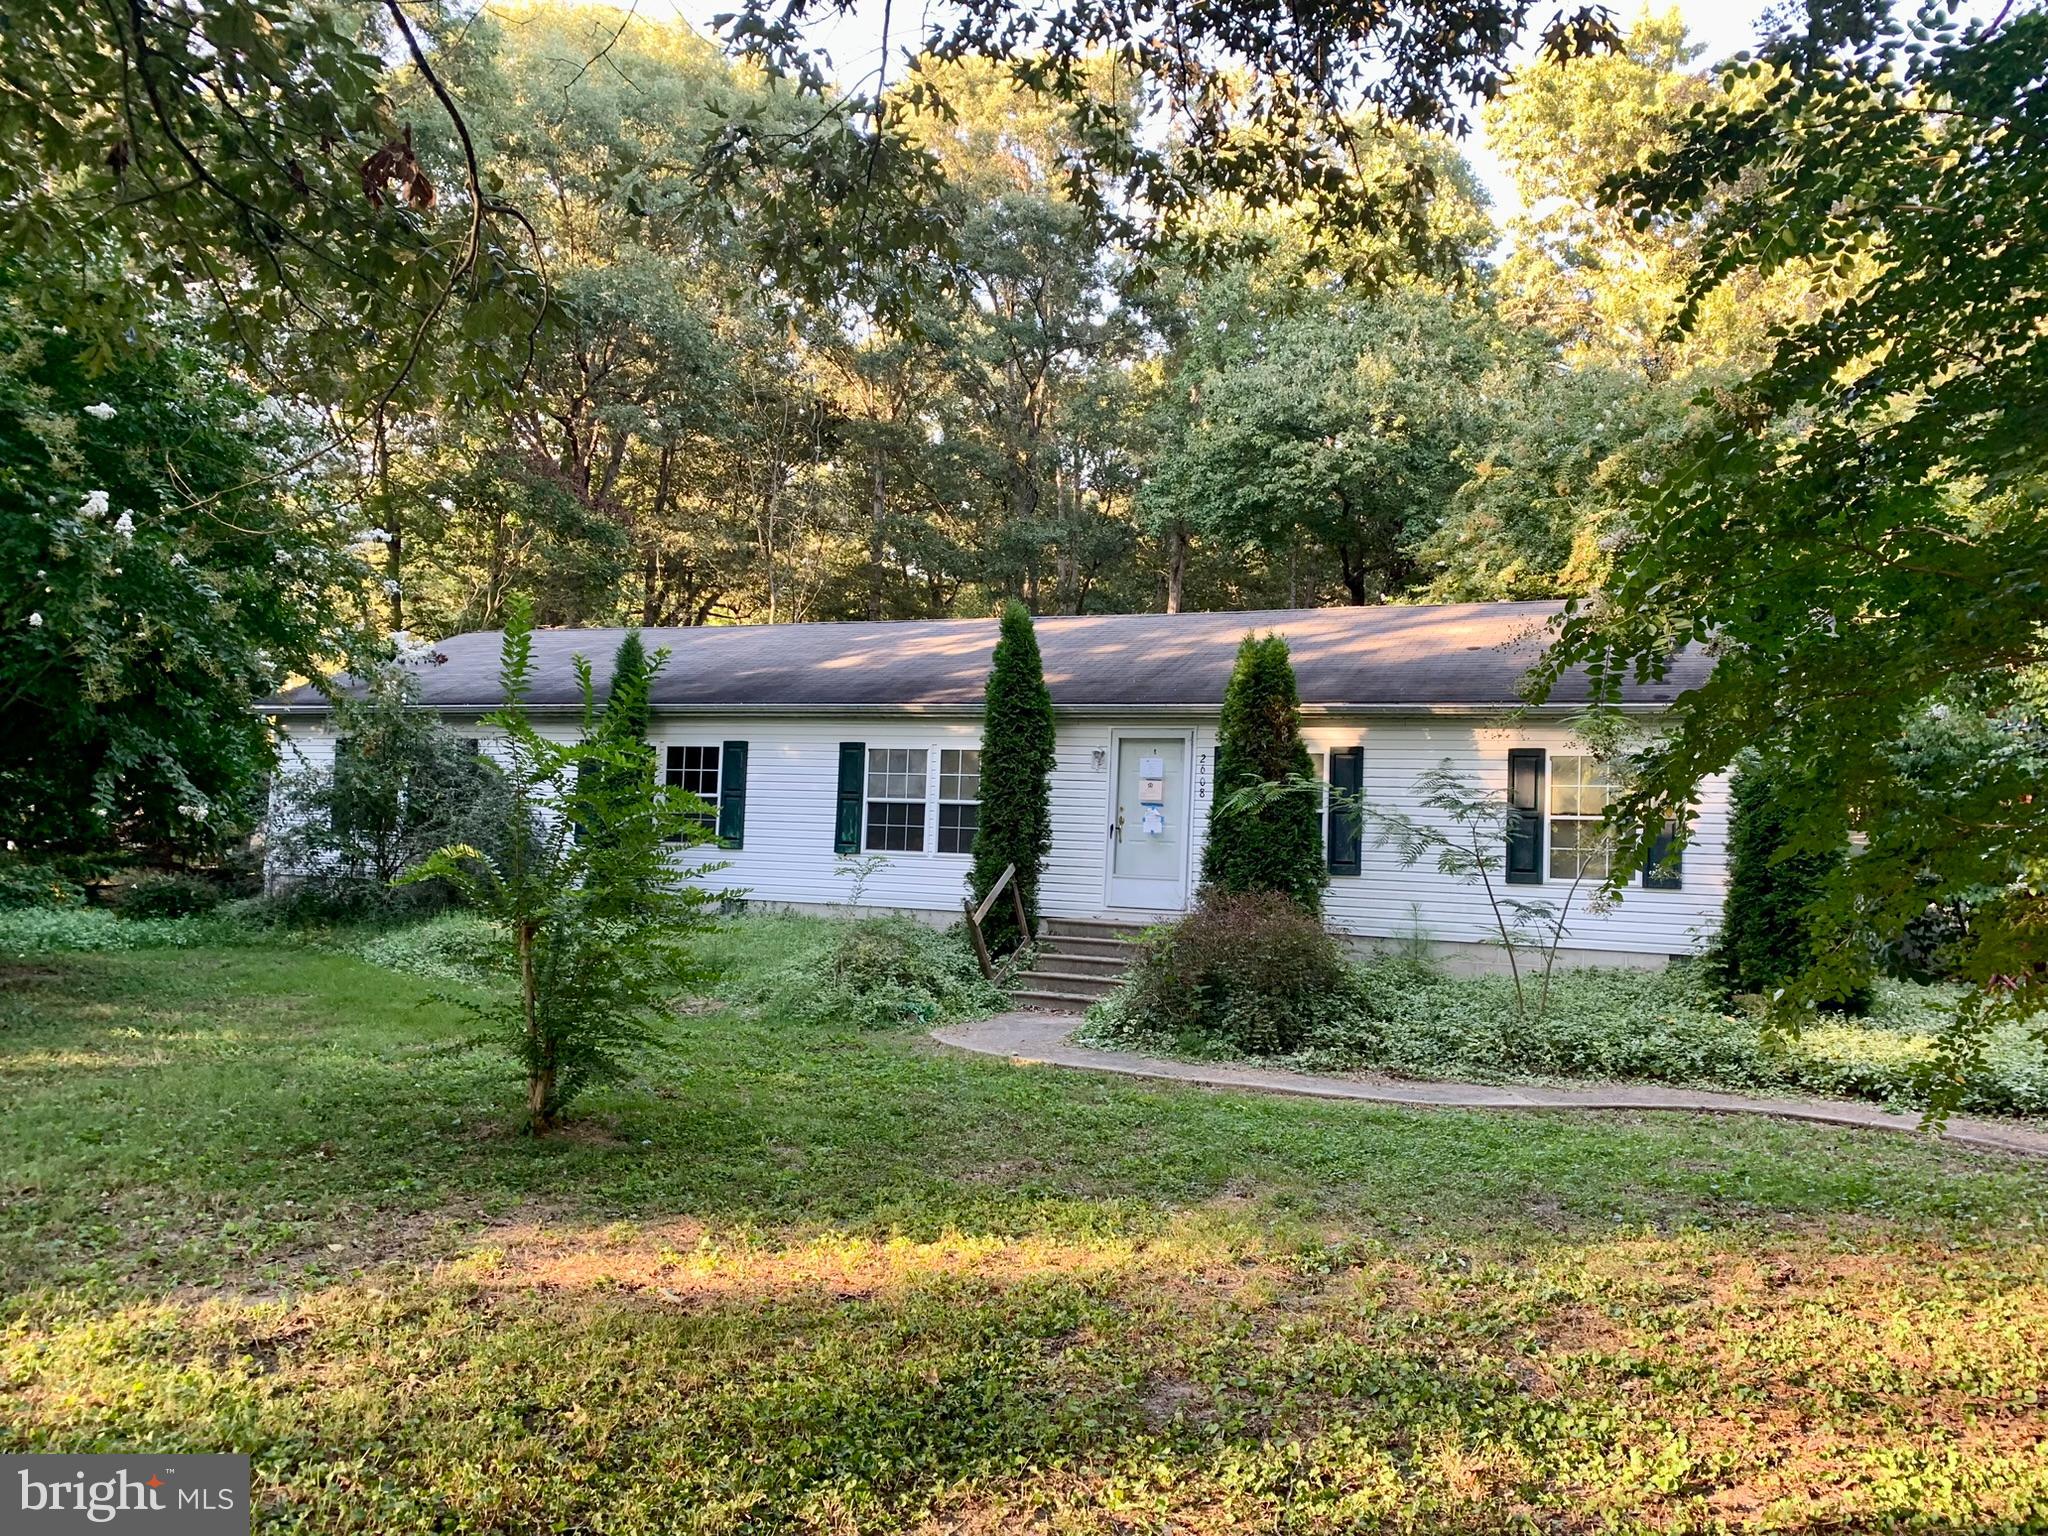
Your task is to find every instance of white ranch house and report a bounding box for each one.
[265,601,1725,972]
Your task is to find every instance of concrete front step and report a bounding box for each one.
[1041,916,1153,941]
[1026,948,1129,974]
[1010,987,1101,1013]
[1015,918,1150,1012]
[1015,968,1120,998]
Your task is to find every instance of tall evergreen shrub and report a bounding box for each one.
[1201,633,1326,915]
[1719,757,1871,1012]
[582,632,656,852]
[969,600,1056,951]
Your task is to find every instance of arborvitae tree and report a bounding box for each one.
[1201,634,1326,915]
[583,632,656,852]
[1718,757,1870,1013]
[970,600,1057,951]
[603,631,653,743]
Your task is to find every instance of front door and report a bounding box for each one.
[1106,734,1191,912]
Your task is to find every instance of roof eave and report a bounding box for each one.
[260,698,1672,720]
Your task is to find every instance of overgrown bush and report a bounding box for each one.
[0,859,86,909]
[1108,890,1368,1056]
[119,871,225,919]
[266,662,521,922]
[1087,950,2048,1117]
[1719,757,1872,1012]
[357,913,512,989]
[0,906,253,953]
[737,916,1005,1030]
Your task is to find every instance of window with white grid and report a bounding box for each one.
[937,748,980,854]
[665,744,719,839]
[1548,754,1614,880]
[864,747,928,853]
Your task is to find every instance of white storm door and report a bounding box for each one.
[1105,734,1192,911]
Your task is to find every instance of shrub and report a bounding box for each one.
[1719,757,1872,1012]
[119,871,225,919]
[1200,634,1325,915]
[1201,957,2048,1119]
[401,601,719,1133]
[266,662,522,919]
[1108,890,1366,1056]
[748,916,1005,1030]
[969,599,1056,952]
[357,914,512,989]
[0,906,251,954]
[0,859,86,909]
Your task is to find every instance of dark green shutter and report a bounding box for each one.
[1641,817,1683,890]
[1326,746,1364,876]
[1505,748,1545,885]
[833,742,865,853]
[717,740,748,849]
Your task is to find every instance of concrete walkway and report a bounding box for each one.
[933,1011,2048,1162]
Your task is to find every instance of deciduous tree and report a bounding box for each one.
[1537,5,2048,1100]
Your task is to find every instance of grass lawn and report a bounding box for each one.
[4,918,2047,1532]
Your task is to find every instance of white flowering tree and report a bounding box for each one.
[0,290,362,861]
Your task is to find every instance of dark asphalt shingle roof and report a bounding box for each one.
[267,602,1704,713]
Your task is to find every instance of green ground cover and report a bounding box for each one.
[3,913,2046,1531]
[1083,948,2048,1119]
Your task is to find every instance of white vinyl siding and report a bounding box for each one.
[274,712,1728,961]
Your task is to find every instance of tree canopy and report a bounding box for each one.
[9,0,2043,1089]
[1534,3,2048,1089]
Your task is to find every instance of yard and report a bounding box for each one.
[4,917,2048,1532]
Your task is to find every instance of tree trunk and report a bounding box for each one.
[1164,520,1187,614]
[519,921,553,1134]
[374,408,402,632]
[866,441,886,621]
[1338,543,1369,605]
[641,443,676,626]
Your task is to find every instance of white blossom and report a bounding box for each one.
[353,526,393,545]
[381,578,402,596]
[169,551,189,568]
[390,630,437,666]
[177,802,210,822]
[80,489,110,518]
[112,510,135,540]
[27,612,42,628]
[436,496,457,513]
[84,402,117,421]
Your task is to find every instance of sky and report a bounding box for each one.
[654,0,1781,221]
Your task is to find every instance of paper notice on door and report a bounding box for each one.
[1139,755,1164,779]
[1140,805,1166,838]
[1139,776,1164,801]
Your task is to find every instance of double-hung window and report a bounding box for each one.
[865,747,928,852]
[665,744,720,839]
[1547,754,1614,880]
[937,748,980,854]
